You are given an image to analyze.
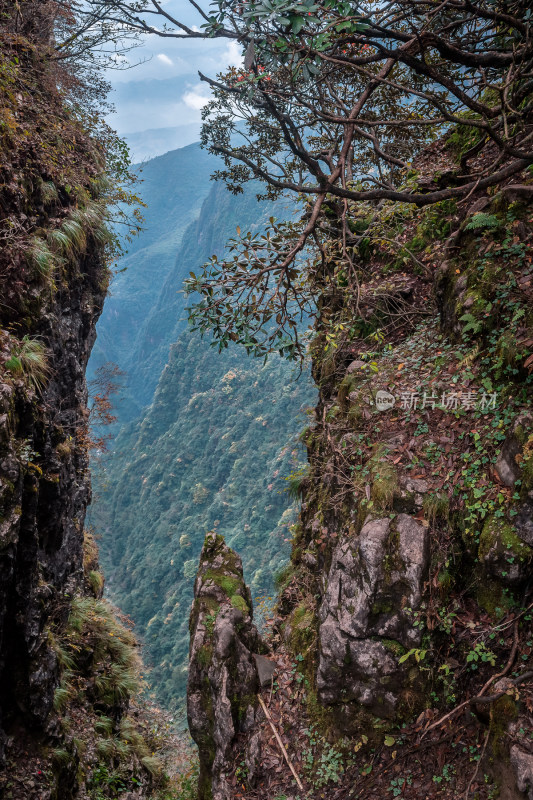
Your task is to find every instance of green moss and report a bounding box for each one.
[369,446,399,510]
[476,579,514,619]
[326,404,341,421]
[382,522,402,581]
[338,374,357,410]
[478,516,532,563]
[286,598,316,658]
[490,693,518,756]
[437,569,453,596]
[197,644,213,668]
[209,572,240,596]
[347,404,363,425]
[230,595,249,613]
[305,689,341,738]
[371,600,393,616]
[381,639,406,658]
[521,436,533,493]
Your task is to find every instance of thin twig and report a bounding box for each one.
[421,669,533,737]
[257,694,304,791]
[464,728,490,799]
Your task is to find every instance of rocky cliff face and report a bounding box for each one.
[317,513,429,723]
[0,238,106,757]
[0,9,187,798]
[0,9,109,766]
[187,147,533,798]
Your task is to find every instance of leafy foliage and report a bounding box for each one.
[464,213,502,232]
[90,0,532,362]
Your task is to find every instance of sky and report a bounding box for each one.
[105,1,243,160]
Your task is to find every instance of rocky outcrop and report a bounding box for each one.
[0,250,106,758]
[317,514,429,722]
[494,413,532,488]
[478,412,533,585]
[511,744,533,800]
[187,532,265,800]
[0,6,109,762]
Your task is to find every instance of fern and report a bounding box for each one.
[465,212,501,231]
[459,312,483,334]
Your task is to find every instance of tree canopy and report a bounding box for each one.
[74,0,532,358]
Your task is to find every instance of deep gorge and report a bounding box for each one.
[0,2,532,800]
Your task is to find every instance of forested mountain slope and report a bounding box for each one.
[95,331,312,707]
[120,180,296,414]
[90,175,315,709]
[88,143,218,419]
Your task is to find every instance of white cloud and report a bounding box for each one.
[183,88,210,110]
[222,40,243,68]
[157,53,174,66]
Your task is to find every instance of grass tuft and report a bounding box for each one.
[27,237,56,277]
[41,181,58,206]
[5,336,51,392]
[141,755,163,777]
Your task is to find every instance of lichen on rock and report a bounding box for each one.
[187,532,266,799]
[317,513,429,720]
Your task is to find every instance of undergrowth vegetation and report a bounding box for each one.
[261,143,533,797]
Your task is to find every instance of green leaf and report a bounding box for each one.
[291,15,305,33]
[465,213,501,231]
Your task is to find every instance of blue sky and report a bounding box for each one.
[105,1,243,156]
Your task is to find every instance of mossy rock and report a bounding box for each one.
[369,447,399,511]
[476,578,514,619]
[479,517,532,561]
[380,639,407,659]
[197,644,214,668]
[371,600,394,617]
[490,691,518,756]
[338,374,358,410]
[286,598,316,658]
[230,595,249,613]
[478,516,532,585]
[204,571,241,597]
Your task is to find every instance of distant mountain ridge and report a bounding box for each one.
[88,141,219,419]
[125,125,200,162]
